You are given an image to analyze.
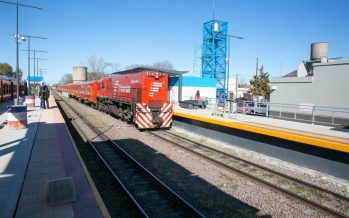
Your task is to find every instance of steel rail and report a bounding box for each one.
[54,92,148,217]
[163,131,349,203]
[148,131,348,218]
[54,91,205,218]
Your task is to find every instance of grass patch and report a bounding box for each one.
[199,137,207,143]
[291,186,312,198]
[207,151,216,158]
[322,192,335,201]
[177,132,189,139]
[217,183,225,189]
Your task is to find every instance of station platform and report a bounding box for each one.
[173,105,349,180]
[0,96,104,218]
[173,105,349,154]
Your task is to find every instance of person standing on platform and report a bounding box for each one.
[195,90,201,101]
[44,84,50,109]
[39,82,46,109]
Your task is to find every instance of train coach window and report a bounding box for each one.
[100,83,105,89]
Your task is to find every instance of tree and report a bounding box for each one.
[125,61,175,71]
[87,72,106,81]
[153,60,175,70]
[248,65,271,98]
[59,74,73,84]
[106,62,120,73]
[85,55,120,79]
[0,63,14,77]
[124,63,150,70]
[87,55,108,74]
[13,69,23,79]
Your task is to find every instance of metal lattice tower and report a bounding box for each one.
[201,20,228,98]
[193,44,202,77]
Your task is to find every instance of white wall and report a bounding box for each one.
[270,61,349,117]
[170,86,216,103]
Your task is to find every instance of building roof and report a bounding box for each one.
[112,67,188,77]
[283,70,297,77]
[312,60,349,67]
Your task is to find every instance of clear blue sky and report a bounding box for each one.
[1,0,348,84]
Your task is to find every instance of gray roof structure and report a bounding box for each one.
[112,67,188,77]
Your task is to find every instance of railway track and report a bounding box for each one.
[54,91,205,218]
[149,130,349,218]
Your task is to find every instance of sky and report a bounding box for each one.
[0,0,349,85]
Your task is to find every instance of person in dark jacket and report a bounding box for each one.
[44,85,50,109]
[39,84,46,109]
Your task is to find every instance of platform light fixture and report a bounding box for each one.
[225,34,243,101]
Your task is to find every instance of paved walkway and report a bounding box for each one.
[0,99,41,218]
[174,104,349,141]
[16,96,103,218]
[0,97,103,218]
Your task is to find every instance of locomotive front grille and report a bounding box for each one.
[148,100,163,108]
[150,108,161,117]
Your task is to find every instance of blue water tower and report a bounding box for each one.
[201,20,228,99]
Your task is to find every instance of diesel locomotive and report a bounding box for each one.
[57,68,172,130]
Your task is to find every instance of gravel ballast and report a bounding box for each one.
[64,97,348,217]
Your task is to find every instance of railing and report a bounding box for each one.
[181,96,217,108]
[176,98,349,126]
[267,102,349,126]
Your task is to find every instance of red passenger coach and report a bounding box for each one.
[0,76,24,103]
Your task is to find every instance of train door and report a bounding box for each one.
[91,81,98,103]
[0,80,3,102]
[10,82,14,98]
[130,87,141,103]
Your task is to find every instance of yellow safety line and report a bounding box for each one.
[242,120,349,144]
[174,111,349,154]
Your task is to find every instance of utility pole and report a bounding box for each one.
[280,48,283,77]
[226,34,243,100]
[21,35,47,95]
[0,0,47,104]
[235,73,239,100]
[256,57,258,78]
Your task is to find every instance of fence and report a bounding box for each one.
[181,96,217,108]
[267,102,349,126]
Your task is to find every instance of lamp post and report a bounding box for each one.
[235,73,239,100]
[23,49,47,89]
[225,34,243,101]
[29,57,47,87]
[36,58,48,84]
[0,0,47,105]
[21,35,47,94]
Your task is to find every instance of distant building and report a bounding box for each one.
[227,77,250,100]
[269,42,349,121]
[270,60,349,108]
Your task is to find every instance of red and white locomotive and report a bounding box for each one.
[57,68,172,130]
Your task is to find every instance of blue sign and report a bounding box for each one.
[27,76,43,82]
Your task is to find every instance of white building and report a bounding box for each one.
[169,76,216,103]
